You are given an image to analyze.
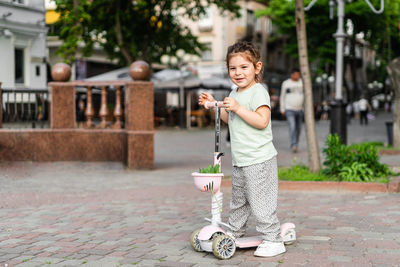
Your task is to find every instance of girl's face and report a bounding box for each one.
[228,54,262,91]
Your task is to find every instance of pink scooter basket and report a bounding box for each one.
[192,172,224,193]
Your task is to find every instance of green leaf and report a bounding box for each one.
[199,164,220,173]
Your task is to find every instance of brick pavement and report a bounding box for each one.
[1,162,400,266]
[1,111,400,266]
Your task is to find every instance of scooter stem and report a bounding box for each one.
[211,191,223,226]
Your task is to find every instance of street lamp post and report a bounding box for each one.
[368,80,383,93]
[305,0,384,144]
[329,0,348,144]
[315,73,335,103]
[316,73,335,103]
[161,50,199,128]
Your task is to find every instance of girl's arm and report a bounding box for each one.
[223,97,270,129]
[199,92,229,124]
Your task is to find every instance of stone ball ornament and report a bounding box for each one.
[129,60,150,81]
[51,63,72,82]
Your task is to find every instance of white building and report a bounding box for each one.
[180,1,271,79]
[0,0,47,89]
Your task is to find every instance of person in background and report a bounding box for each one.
[320,100,329,120]
[346,102,353,124]
[280,68,304,153]
[358,95,371,125]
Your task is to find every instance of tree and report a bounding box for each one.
[257,0,400,80]
[295,0,321,172]
[54,0,241,66]
[387,58,400,147]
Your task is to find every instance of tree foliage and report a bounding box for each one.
[54,0,241,66]
[257,0,400,74]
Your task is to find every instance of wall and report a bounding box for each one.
[0,80,155,169]
[0,0,47,88]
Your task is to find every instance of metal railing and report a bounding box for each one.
[1,88,49,128]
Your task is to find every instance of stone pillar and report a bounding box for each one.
[125,60,154,169]
[125,81,154,131]
[125,81,154,169]
[49,82,76,129]
[49,63,75,129]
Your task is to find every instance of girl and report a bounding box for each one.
[199,41,285,257]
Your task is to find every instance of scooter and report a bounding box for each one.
[190,101,296,260]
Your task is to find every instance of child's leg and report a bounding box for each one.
[228,166,250,238]
[243,157,282,242]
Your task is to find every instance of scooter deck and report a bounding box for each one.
[235,236,263,248]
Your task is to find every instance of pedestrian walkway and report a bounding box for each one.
[156,111,398,172]
[0,111,399,266]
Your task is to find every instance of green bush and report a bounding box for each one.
[322,134,392,181]
[338,162,374,182]
[322,134,353,176]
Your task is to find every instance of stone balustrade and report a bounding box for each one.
[0,61,154,169]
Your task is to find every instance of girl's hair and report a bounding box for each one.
[226,41,264,83]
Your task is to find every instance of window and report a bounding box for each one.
[12,0,25,4]
[15,48,24,84]
[36,65,40,77]
[246,10,256,36]
[201,43,212,61]
[199,7,213,32]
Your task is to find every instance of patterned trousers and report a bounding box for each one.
[228,156,282,242]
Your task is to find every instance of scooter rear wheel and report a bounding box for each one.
[190,228,203,252]
[212,235,236,260]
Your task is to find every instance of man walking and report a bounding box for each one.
[280,69,304,153]
[358,95,371,125]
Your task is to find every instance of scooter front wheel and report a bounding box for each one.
[212,235,236,260]
[190,228,203,252]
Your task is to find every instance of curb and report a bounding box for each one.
[221,177,400,193]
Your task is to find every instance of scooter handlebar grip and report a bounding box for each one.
[204,101,224,109]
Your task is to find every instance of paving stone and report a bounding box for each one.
[1,119,400,266]
[0,239,24,246]
[328,255,353,262]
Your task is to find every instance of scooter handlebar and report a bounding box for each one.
[204,101,224,109]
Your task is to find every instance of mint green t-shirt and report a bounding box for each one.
[228,83,277,167]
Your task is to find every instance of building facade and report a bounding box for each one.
[180,1,271,78]
[0,0,47,89]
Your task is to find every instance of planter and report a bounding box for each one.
[192,172,224,192]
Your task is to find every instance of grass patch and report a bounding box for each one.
[278,165,390,183]
[279,165,336,182]
[351,141,400,152]
[378,145,400,151]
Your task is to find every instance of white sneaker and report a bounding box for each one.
[254,240,286,257]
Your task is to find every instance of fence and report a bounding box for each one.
[0,71,154,169]
[1,88,49,128]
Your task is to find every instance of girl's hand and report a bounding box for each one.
[223,97,241,113]
[198,92,215,107]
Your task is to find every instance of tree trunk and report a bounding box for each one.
[387,58,400,147]
[115,0,133,65]
[295,0,321,172]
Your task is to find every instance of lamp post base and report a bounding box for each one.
[330,100,347,144]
